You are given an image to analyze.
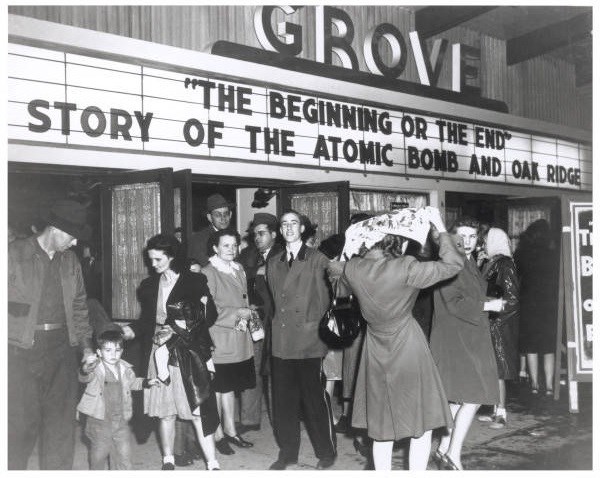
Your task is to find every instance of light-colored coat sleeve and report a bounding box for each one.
[202,265,247,329]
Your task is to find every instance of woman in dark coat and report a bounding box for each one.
[121,233,220,470]
[479,227,520,428]
[514,219,559,395]
[430,217,504,470]
[328,207,464,470]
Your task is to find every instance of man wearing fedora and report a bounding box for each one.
[7,198,95,469]
[237,213,284,432]
[188,193,234,268]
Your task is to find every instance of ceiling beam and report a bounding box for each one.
[507,13,592,65]
[415,6,498,38]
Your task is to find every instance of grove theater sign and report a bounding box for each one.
[8,42,591,191]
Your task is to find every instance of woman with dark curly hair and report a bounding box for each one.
[121,233,220,470]
[430,217,504,470]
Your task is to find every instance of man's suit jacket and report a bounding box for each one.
[267,244,331,360]
[188,226,215,268]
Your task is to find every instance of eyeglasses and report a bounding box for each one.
[211,211,231,219]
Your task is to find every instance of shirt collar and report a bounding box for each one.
[286,240,303,258]
[281,241,307,262]
[209,255,241,275]
[35,234,58,260]
[160,269,180,285]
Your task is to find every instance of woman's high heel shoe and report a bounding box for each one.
[443,455,462,471]
[432,450,449,469]
[224,433,253,448]
[215,439,235,455]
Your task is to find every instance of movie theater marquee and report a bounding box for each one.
[8,42,592,191]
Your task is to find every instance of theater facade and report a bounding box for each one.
[7,6,592,325]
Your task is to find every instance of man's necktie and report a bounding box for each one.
[288,252,294,267]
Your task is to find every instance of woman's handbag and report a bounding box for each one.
[319,279,361,348]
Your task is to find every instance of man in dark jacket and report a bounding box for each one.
[237,212,283,432]
[7,199,95,469]
[266,210,336,470]
[188,193,233,267]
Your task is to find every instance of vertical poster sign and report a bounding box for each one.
[570,203,593,374]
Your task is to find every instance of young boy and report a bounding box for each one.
[77,329,159,470]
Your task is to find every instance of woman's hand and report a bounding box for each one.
[236,307,253,320]
[153,325,174,345]
[121,325,135,341]
[476,248,489,268]
[425,206,447,233]
[484,298,506,312]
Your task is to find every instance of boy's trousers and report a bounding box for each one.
[85,416,132,470]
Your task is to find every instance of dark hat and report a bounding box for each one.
[250,212,278,230]
[42,199,91,241]
[206,193,232,213]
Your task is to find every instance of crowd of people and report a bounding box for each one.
[7,193,560,470]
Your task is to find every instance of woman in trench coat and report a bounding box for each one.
[429,218,505,470]
[328,207,464,470]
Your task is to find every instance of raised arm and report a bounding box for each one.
[405,233,464,289]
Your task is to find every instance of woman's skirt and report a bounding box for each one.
[144,342,196,420]
[212,357,256,393]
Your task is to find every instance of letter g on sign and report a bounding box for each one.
[254,6,303,56]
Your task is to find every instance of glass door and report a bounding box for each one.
[100,168,176,323]
[278,181,350,247]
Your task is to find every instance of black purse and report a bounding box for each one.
[318,279,361,348]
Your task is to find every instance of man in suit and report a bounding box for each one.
[237,213,283,432]
[266,210,336,470]
[188,193,233,268]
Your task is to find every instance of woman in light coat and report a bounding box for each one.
[328,207,464,470]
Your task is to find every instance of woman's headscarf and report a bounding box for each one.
[485,227,512,258]
[342,208,431,259]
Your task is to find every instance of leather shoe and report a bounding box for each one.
[237,423,261,434]
[334,415,349,434]
[316,456,336,469]
[432,450,448,470]
[477,414,494,422]
[443,455,462,471]
[188,444,204,460]
[489,415,506,429]
[215,439,235,455]
[174,453,193,466]
[269,457,298,470]
[161,462,175,470]
[353,437,370,457]
[224,433,253,448]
